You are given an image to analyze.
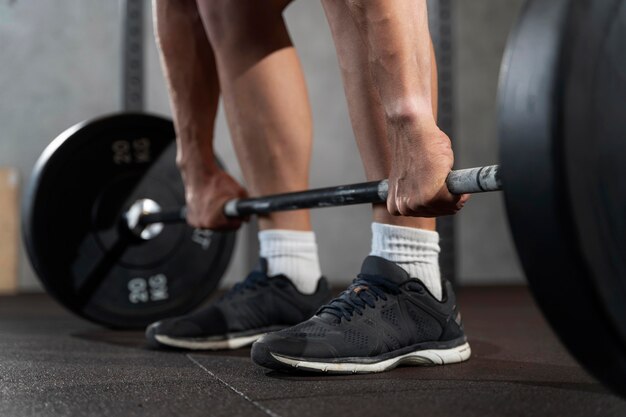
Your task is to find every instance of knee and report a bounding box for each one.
[154,0,200,30]
[196,0,237,46]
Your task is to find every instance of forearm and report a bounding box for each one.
[336,0,465,217]
[344,0,435,125]
[153,0,220,175]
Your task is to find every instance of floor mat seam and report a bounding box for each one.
[186,354,282,417]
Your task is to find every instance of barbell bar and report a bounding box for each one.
[132,165,501,234]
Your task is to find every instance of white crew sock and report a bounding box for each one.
[370,222,442,300]
[258,229,322,295]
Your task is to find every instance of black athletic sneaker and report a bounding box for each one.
[145,259,331,350]
[251,256,470,373]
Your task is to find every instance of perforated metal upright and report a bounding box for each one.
[121,0,145,112]
[428,0,457,284]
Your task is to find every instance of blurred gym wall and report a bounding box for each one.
[0,0,524,291]
[454,0,525,284]
[0,1,120,292]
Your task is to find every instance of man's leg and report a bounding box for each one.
[251,0,469,374]
[153,0,246,231]
[322,1,439,227]
[196,0,322,294]
[321,0,442,299]
[156,0,320,294]
[328,0,468,218]
[196,0,312,231]
[147,0,330,351]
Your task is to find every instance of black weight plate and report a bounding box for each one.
[23,113,236,329]
[499,0,626,398]
[563,0,626,391]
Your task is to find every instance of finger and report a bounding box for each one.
[432,193,469,216]
[402,198,432,218]
[456,193,471,210]
[215,197,240,225]
[435,184,465,206]
[397,198,413,217]
[445,192,470,212]
[208,210,242,231]
[386,188,402,216]
[237,186,249,200]
[213,219,243,232]
[387,201,401,216]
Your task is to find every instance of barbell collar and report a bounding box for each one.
[137,206,187,227]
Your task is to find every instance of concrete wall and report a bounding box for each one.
[0,1,120,291]
[0,0,526,291]
[454,0,526,284]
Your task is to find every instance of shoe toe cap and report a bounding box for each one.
[145,321,164,349]
[252,328,339,370]
[145,318,204,348]
[251,339,287,371]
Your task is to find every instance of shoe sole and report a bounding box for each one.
[145,323,273,350]
[252,342,471,374]
[152,333,264,350]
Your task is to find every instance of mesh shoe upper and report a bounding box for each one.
[253,256,466,360]
[150,259,331,339]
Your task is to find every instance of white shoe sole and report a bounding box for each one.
[269,342,471,373]
[154,333,265,350]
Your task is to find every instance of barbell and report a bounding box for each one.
[127,164,500,237]
[20,0,626,399]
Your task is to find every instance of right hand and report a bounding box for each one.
[181,168,248,231]
[386,120,470,217]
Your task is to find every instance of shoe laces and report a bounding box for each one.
[317,274,401,322]
[223,271,270,300]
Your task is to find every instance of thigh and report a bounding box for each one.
[273,0,295,12]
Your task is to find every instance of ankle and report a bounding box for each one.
[259,229,322,294]
[372,206,436,230]
[258,212,312,231]
[370,222,442,300]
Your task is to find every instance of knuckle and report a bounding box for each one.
[398,202,412,217]
[387,201,400,216]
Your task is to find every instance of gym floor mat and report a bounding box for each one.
[0,287,624,417]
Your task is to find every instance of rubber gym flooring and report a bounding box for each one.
[1,287,625,417]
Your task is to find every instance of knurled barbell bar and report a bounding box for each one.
[127,165,501,240]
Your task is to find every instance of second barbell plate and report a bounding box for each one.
[499,0,626,398]
[22,113,236,329]
[562,0,626,393]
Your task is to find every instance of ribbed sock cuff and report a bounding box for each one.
[370,222,442,300]
[258,229,322,294]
